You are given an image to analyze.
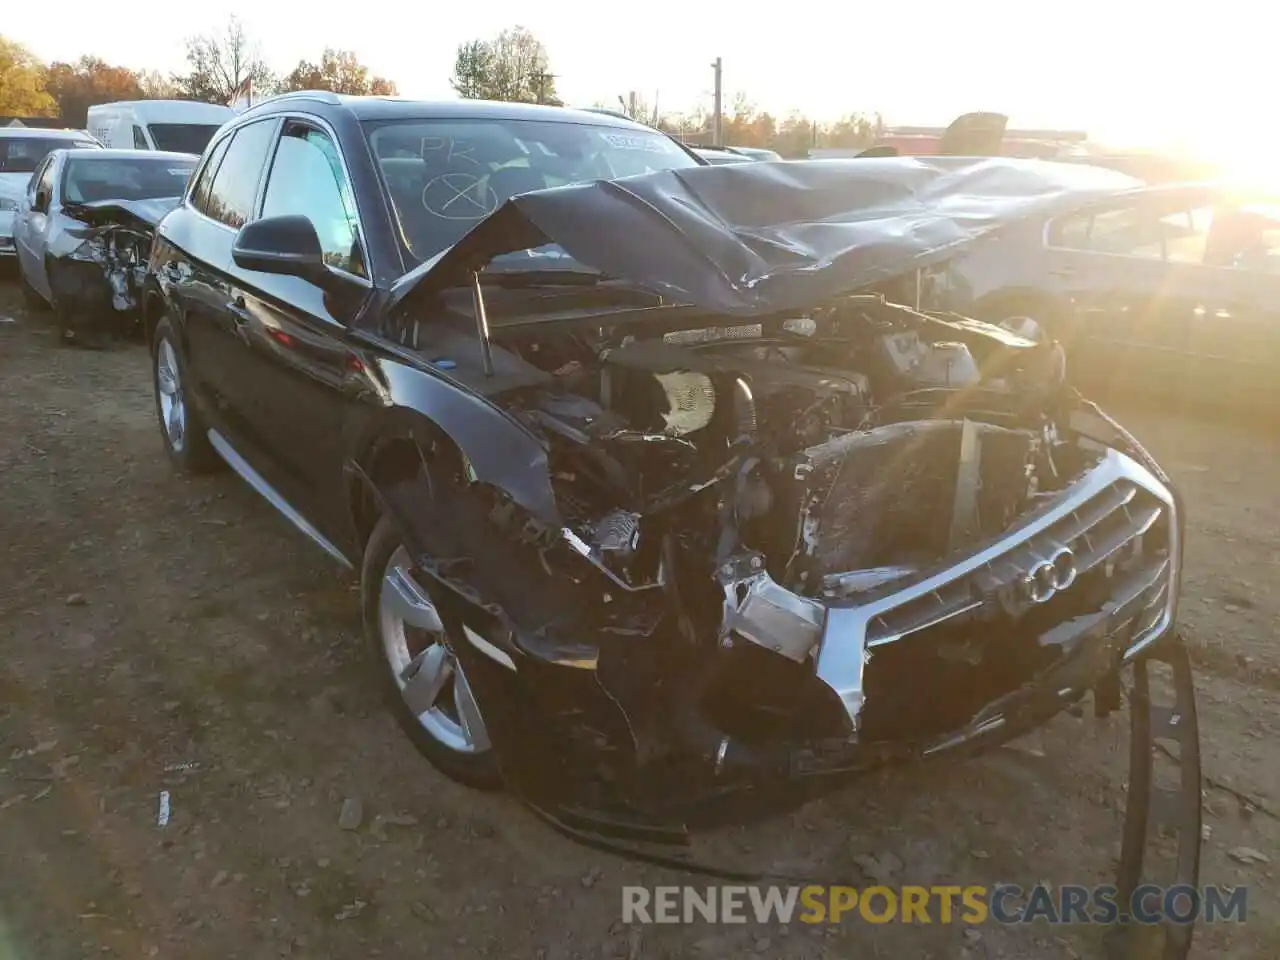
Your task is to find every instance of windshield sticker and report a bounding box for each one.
[601,133,670,153]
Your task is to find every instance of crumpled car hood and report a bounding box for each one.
[63,196,181,233]
[392,156,1140,316]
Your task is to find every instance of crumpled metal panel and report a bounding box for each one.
[393,156,1139,315]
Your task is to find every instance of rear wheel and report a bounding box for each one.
[151,315,220,473]
[362,513,501,789]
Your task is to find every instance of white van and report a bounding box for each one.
[87,101,235,155]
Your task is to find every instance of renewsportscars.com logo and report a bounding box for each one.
[621,884,1248,926]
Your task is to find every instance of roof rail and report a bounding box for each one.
[243,89,344,111]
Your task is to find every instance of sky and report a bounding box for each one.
[6,1,1269,160]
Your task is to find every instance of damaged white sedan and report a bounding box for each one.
[14,148,197,345]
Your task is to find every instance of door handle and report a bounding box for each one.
[1050,265,1076,278]
[226,297,253,325]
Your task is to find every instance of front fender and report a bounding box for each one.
[354,353,559,527]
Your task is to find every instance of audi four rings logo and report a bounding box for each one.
[1020,547,1079,604]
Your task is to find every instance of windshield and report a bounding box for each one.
[147,123,222,155]
[364,117,699,264]
[63,156,197,203]
[0,137,97,174]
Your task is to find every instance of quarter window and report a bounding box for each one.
[261,122,366,276]
[203,120,276,228]
[132,124,149,150]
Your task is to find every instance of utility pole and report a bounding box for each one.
[533,71,557,105]
[711,56,723,147]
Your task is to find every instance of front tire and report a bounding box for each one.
[151,314,219,473]
[361,513,502,790]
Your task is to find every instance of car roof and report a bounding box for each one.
[0,127,94,140]
[61,148,196,162]
[238,92,658,131]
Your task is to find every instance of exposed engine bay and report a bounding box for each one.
[397,291,1175,811]
[499,297,1082,596]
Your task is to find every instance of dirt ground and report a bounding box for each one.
[1,279,1278,960]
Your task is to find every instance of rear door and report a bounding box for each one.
[168,119,279,448]
[1191,203,1280,410]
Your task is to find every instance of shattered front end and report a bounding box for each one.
[51,199,174,344]
[385,293,1182,844]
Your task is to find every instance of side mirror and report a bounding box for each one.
[33,188,50,213]
[232,215,327,284]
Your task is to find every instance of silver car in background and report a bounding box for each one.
[13,148,197,344]
[0,127,101,259]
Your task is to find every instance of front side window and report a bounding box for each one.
[62,156,198,204]
[1050,201,1201,261]
[204,121,276,228]
[261,122,365,277]
[363,117,698,263]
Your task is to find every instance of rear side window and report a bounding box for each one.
[190,136,231,216]
[203,120,276,228]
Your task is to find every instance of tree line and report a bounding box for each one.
[3,19,880,158]
[448,26,883,158]
[0,19,396,127]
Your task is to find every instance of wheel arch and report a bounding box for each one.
[345,416,467,557]
[344,358,560,559]
[142,281,172,349]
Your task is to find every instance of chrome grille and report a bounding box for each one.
[815,448,1180,728]
[866,476,1171,651]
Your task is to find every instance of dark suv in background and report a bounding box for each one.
[923,180,1280,413]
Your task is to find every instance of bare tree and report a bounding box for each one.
[173,16,275,104]
[450,27,559,105]
[136,69,178,99]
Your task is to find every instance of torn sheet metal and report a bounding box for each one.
[392,156,1138,315]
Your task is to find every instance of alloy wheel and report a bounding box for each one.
[156,339,187,452]
[378,546,490,754]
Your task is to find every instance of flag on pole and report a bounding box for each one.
[228,76,254,111]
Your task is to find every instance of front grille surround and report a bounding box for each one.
[816,447,1179,729]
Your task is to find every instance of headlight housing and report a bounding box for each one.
[0,197,19,213]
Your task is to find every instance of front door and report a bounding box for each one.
[215,117,374,537]
[15,156,57,300]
